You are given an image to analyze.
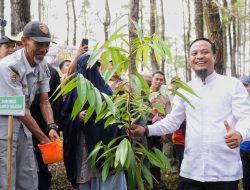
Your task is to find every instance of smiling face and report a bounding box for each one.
[21,37,50,67]
[189,40,216,80]
[151,73,165,92]
[0,42,16,59]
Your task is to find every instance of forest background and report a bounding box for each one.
[0,0,249,189]
[1,0,249,82]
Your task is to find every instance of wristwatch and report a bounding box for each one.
[47,123,58,134]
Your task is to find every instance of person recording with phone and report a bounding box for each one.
[67,38,89,76]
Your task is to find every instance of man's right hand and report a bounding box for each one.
[128,124,146,138]
[39,136,51,144]
[20,111,51,144]
[48,129,59,142]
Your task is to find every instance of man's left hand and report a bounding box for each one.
[224,120,242,149]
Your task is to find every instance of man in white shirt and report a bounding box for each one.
[239,76,250,190]
[129,38,250,190]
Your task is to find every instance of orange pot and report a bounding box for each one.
[38,139,63,164]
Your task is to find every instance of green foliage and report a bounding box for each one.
[55,21,197,190]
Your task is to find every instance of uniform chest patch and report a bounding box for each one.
[9,67,20,82]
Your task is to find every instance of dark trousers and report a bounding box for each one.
[173,144,184,171]
[240,149,250,190]
[147,136,163,183]
[177,176,239,190]
[33,139,52,190]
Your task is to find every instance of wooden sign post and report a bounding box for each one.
[0,96,25,190]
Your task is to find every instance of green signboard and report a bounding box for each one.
[0,96,25,116]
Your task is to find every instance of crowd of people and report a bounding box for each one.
[0,20,250,190]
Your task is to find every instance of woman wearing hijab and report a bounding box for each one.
[60,53,127,190]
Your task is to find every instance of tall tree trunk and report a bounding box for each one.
[66,0,70,45]
[231,0,237,76]
[235,2,241,76]
[103,0,111,41]
[160,0,165,73]
[82,0,90,38]
[129,0,139,74]
[236,16,241,76]
[155,0,159,35]
[194,0,203,38]
[139,0,143,72]
[185,0,192,81]
[150,0,159,72]
[182,0,187,81]
[38,0,41,21]
[173,41,178,76]
[242,0,246,75]
[221,0,228,75]
[0,0,5,36]
[41,0,45,22]
[38,0,45,22]
[72,0,76,46]
[228,22,234,76]
[249,1,250,75]
[204,0,224,75]
[11,0,30,36]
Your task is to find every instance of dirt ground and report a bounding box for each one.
[49,162,243,190]
[49,162,179,190]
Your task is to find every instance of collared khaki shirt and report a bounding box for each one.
[0,49,50,140]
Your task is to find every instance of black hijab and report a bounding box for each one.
[76,53,113,95]
[61,53,124,186]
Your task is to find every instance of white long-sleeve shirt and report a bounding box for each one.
[148,72,250,182]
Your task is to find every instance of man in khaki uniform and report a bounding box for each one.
[0,21,59,190]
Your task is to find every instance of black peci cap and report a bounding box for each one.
[23,21,56,43]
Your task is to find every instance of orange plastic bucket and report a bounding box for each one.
[38,139,63,164]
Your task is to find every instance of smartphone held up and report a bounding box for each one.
[81,38,88,46]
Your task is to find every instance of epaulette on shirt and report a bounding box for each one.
[43,63,51,78]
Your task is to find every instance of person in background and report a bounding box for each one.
[105,60,130,95]
[60,53,127,189]
[13,32,24,50]
[0,35,16,59]
[169,77,186,171]
[59,59,71,74]
[129,38,250,190]
[239,76,250,190]
[59,59,71,82]
[30,63,63,190]
[0,21,59,190]
[63,44,88,82]
[148,71,172,189]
